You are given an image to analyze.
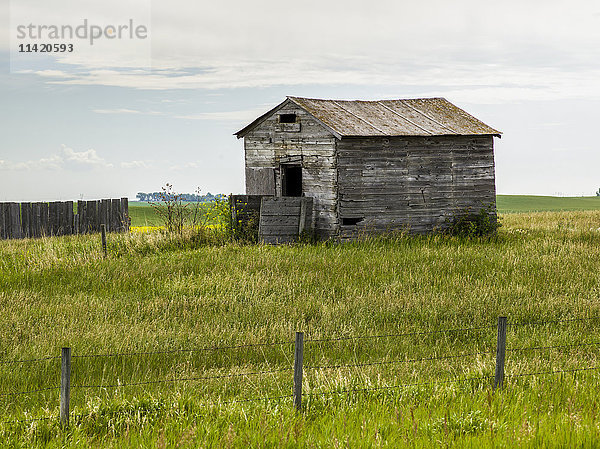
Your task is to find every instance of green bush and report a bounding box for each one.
[446,205,501,237]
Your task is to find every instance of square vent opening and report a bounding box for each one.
[342,217,364,226]
[279,113,297,123]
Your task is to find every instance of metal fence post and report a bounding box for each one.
[494,317,507,390]
[293,331,304,411]
[100,224,107,257]
[60,347,71,426]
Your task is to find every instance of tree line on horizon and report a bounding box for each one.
[135,192,226,202]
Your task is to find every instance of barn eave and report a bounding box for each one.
[234,98,342,140]
[235,96,502,139]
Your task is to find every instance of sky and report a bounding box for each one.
[1,0,599,201]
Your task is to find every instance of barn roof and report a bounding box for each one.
[235,97,501,138]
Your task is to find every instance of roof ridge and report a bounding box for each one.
[237,96,501,138]
[288,96,448,103]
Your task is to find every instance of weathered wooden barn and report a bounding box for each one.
[235,97,501,239]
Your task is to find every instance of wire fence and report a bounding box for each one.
[301,374,495,400]
[72,367,294,390]
[507,316,600,327]
[70,339,295,359]
[2,316,600,426]
[304,324,495,343]
[305,350,495,371]
[0,355,61,365]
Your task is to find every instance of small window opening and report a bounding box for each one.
[282,165,302,197]
[342,217,364,226]
[279,113,297,124]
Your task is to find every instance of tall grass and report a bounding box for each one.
[1,210,600,447]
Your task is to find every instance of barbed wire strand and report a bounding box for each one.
[508,317,600,327]
[221,394,293,405]
[507,366,600,379]
[507,342,600,353]
[72,340,295,359]
[3,318,596,364]
[0,386,60,398]
[302,375,494,399]
[302,366,600,400]
[306,350,495,371]
[67,395,294,421]
[0,415,55,426]
[0,356,60,366]
[70,408,167,422]
[72,367,293,390]
[4,367,599,424]
[306,324,495,344]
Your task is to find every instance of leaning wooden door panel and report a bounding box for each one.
[246,168,276,195]
[258,197,313,244]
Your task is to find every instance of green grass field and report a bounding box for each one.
[127,201,159,226]
[129,195,600,227]
[1,201,600,447]
[128,202,222,227]
[496,195,600,213]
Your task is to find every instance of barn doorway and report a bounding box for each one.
[282,165,302,197]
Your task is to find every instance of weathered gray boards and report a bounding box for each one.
[0,198,129,240]
[236,97,501,239]
[259,197,313,244]
[229,195,314,243]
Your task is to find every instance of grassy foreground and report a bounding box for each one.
[1,211,600,447]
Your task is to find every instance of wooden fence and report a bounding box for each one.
[0,198,129,240]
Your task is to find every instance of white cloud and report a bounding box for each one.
[92,105,268,122]
[0,146,112,171]
[0,154,63,171]
[169,162,200,171]
[174,106,272,122]
[92,108,163,115]
[5,0,600,103]
[35,64,600,105]
[121,160,150,169]
[61,145,112,169]
[34,70,77,79]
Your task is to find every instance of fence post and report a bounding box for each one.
[60,347,71,426]
[494,316,507,390]
[293,331,304,411]
[229,194,237,235]
[100,224,107,257]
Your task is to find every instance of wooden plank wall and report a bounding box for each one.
[243,100,338,239]
[0,198,130,240]
[258,197,313,244]
[337,135,496,237]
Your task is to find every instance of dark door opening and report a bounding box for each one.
[282,165,302,197]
